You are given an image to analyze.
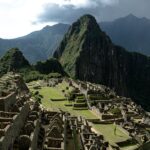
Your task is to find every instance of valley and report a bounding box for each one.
[1,15,150,63]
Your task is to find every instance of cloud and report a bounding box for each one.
[35,0,119,23]
[36,3,101,23]
[0,0,150,38]
[0,0,55,38]
[99,0,119,6]
[36,0,150,23]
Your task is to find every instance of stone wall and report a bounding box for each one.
[138,141,150,150]
[0,92,17,111]
[0,102,30,150]
[101,114,122,120]
[29,120,40,150]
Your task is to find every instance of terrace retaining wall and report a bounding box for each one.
[0,92,17,111]
[0,102,30,150]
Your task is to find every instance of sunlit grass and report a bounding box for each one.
[93,124,130,144]
[29,83,97,119]
[120,144,140,150]
[27,80,132,145]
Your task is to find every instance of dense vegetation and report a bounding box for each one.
[35,58,66,75]
[54,15,102,77]
[0,48,65,82]
[54,14,150,111]
[0,48,31,76]
[1,14,150,64]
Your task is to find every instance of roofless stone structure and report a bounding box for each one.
[0,73,111,150]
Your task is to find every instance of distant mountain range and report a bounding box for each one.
[1,14,150,111]
[0,14,150,63]
[0,24,69,63]
[0,48,65,80]
[100,14,150,55]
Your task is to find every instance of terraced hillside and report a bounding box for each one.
[27,78,149,150]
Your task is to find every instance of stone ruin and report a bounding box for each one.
[1,73,150,149]
[66,115,109,150]
[47,78,63,87]
[64,78,150,149]
[0,73,113,150]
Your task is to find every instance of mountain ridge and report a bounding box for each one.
[54,14,150,111]
[0,48,66,82]
[0,14,150,63]
[0,48,31,76]
[0,23,69,63]
[100,14,150,55]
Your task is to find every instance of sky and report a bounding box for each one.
[0,0,150,39]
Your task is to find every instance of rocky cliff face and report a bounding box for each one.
[54,14,150,110]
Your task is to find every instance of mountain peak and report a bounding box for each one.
[54,14,150,111]
[79,14,96,22]
[116,14,139,22]
[54,14,112,77]
[75,14,98,28]
[0,48,30,75]
[120,14,150,22]
[6,47,21,55]
[65,14,102,41]
[126,13,137,18]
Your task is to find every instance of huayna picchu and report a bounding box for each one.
[54,14,150,111]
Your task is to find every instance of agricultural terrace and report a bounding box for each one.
[27,79,137,149]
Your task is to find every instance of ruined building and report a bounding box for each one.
[0,73,110,150]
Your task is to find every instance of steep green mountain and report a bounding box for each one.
[0,15,150,63]
[0,48,66,82]
[54,14,150,110]
[0,48,31,76]
[0,23,69,63]
[35,58,66,75]
[100,14,150,55]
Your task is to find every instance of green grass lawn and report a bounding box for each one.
[120,144,140,150]
[27,81,131,146]
[39,87,65,99]
[29,84,97,119]
[93,124,130,144]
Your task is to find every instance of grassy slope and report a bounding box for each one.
[34,86,97,119]
[93,124,130,143]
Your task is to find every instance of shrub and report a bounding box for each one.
[34,91,39,95]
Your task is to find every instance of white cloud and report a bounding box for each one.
[35,0,120,24]
[0,0,58,38]
[0,0,120,38]
[100,0,119,5]
[0,0,149,38]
